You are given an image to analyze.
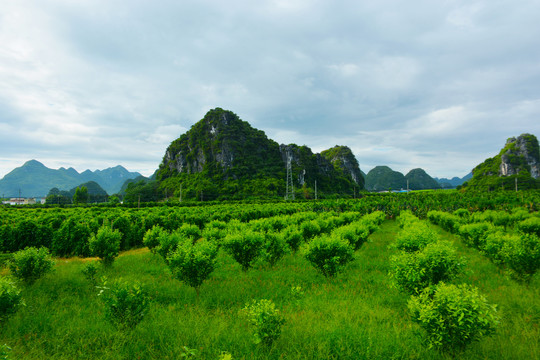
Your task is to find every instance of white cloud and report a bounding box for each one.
[0,0,539,181]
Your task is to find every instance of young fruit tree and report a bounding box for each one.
[7,247,55,285]
[303,235,355,278]
[167,239,218,297]
[89,226,122,267]
[408,283,499,352]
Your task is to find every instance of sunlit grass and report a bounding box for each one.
[0,220,538,359]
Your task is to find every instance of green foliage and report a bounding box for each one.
[241,299,285,346]
[281,225,303,252]
[458,222,496,249]
[167,239,218,296]
[156,231,183,263]
[98,278,150,330]
[392,222,439,252]
[88,226,122,267]
[501,233,540,283]
[73,186,89,204]
[6,247,55,285]
[261,232,289,267]
[408,283,500,351]
[516,216,540,237]
[81,262,99,286]
[390,241,463,294]
[0,277,24,322]
[223,231,265,271]
[303,235,355,277]
[52,218,92,257]
[177,223,202,242]
[143,225,167,254]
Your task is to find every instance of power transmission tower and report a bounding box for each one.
[285,155,295,200]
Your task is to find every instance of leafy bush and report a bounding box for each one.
[223,231,264,271]
[98,278,150,330]
[408,283,499,351]
[303,235,354,277]
[300,221,321,240]
[156,231,183,263]
[88,226,122,267]
[52,218,92,257]
[241,299,285,346]
[390,241,463,294]
[177,223,202,242]
[167,239,218,297]
[143,225,167,254]
[397,210,419,228]
[501,233,540,283]
[279,226,302,253]
[7,247,55,285]
[0,277,24,322]
[459,222,496,249]
[392,222,438,252]
[261,232,289,267]
[482,231,509,265]
[81,262,100,285]
[516,216,540,237]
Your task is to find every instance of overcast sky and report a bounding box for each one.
[1,0,539,179]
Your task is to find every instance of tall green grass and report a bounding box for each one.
[0,221,538,359]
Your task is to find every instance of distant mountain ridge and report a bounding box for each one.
[365,166,441,191]
[0,160,142,197]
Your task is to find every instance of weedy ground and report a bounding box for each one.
[0,220,538,359]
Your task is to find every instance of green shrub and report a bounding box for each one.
[408,283,499,351]
[223,231,264,271]
[303,235,354,277]
[0,277,24,322]
[7,247,55,285]
[501,233,540,283]
[397,210,419,228]
[241,299,285,346]
[51,218,92,257]
[390,241,463,294]
[482,231,510,265]
[177,223,202,242]
[88,226,122,267]
[156,231,183,263]
[261,232,289,267]
[167,239,218,297]
[281,225,303,252]
[98,278,150,330]
[516,217,540,237]
[81,262,100,285]
[300,221,321,240]
[459,222,496,249]
[143,225,167,254]
[392,222,438,252]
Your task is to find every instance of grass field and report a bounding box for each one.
[1,220,538,359]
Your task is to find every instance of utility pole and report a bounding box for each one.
[138,195,140,209]
[314,180,317,200]
[515,177,518,192]
[179,184,182,202]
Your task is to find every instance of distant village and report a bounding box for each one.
[1,197,47,205]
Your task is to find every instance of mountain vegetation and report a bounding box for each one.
[405,168,442,190]
[365,166,407,191]
[462,134,540,191]
[154,108,364,200]
[0,160,141,197]
[434,173,472,189]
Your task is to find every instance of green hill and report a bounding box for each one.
[405,168,441,190]
[365,166,406,192]
[464,133,540,191]
[156,108,364,200]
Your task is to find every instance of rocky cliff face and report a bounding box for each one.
[499,134,540,178]
[320,146,364,187]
